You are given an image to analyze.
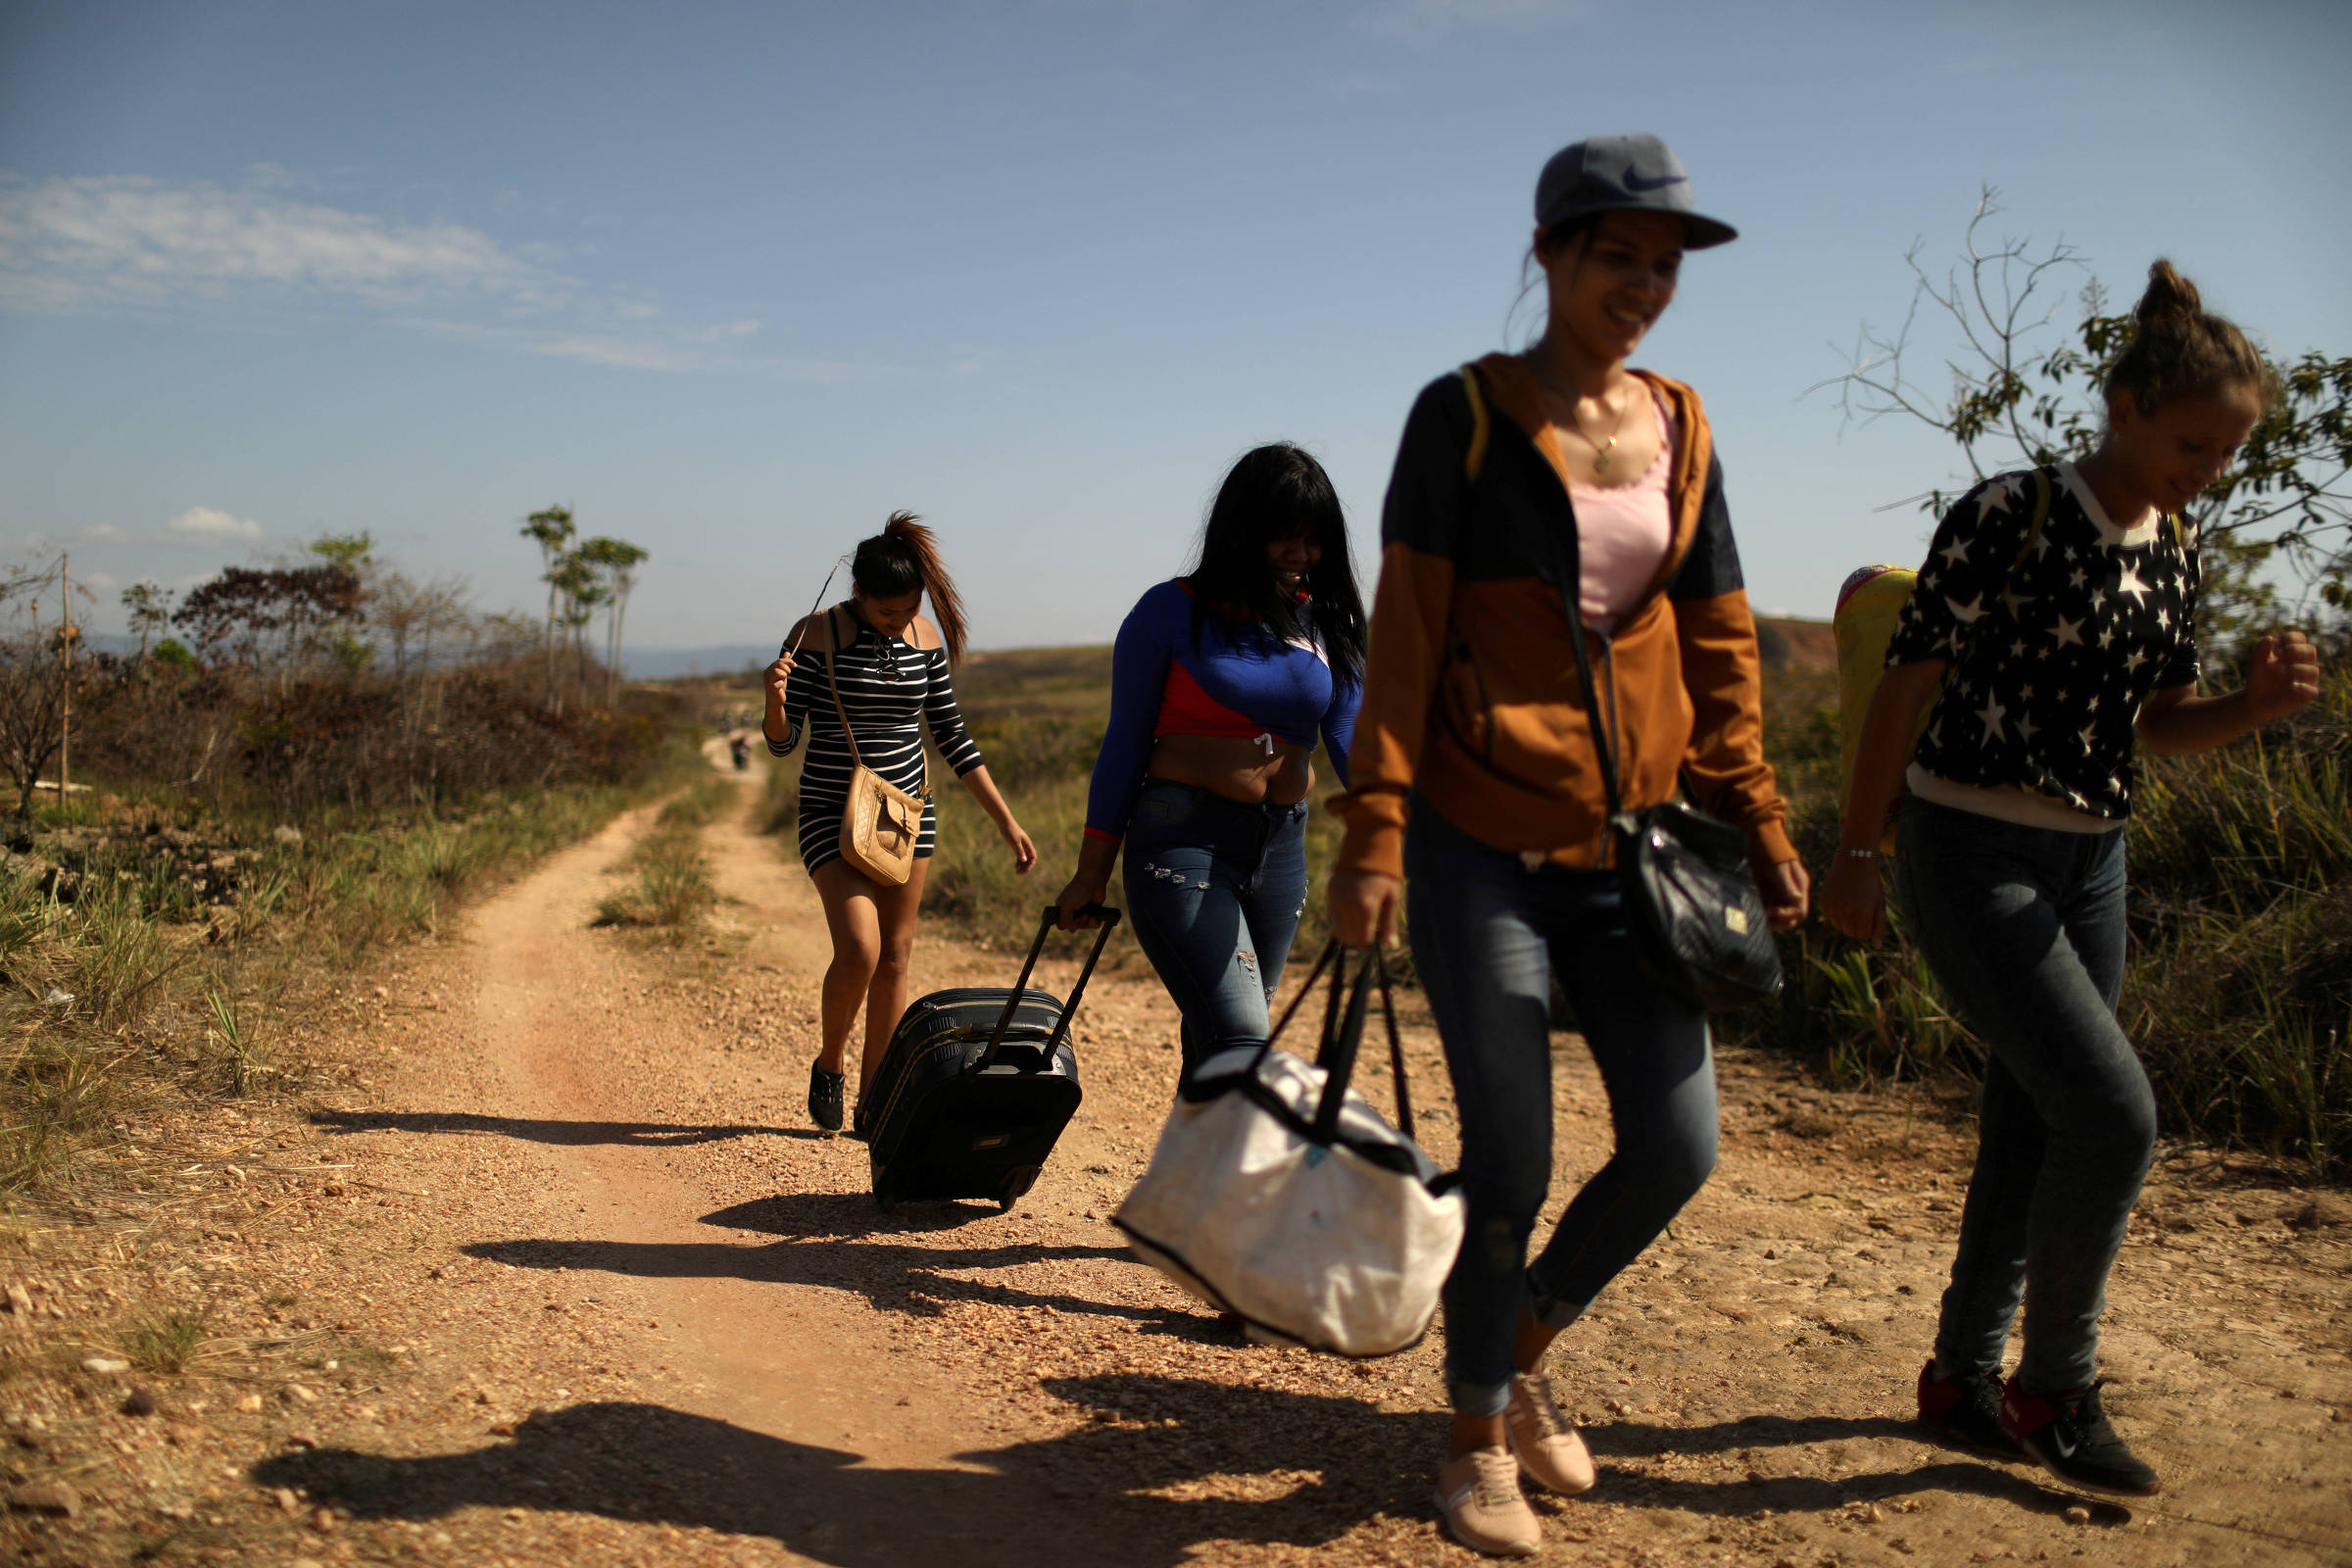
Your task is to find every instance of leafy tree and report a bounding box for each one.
[122,581,175,658]
[574,535,650,707]
[172,565,364,687]
[519,505,576,693]
[1818,188,2351,646]
[545,552,605,708]
[307,531,376,571]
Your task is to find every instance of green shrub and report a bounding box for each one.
[1726,652,2352,1178]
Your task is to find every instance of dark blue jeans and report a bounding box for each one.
[1405,799,1717,1417]
[1121,779,1309,1080]
[1894,796,2151,1394]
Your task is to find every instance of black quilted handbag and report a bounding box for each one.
[1559,587,1784,1012]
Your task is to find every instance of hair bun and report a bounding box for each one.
[2134,258,2204,327]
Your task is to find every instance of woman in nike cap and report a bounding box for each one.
[1328,134,1805,1555]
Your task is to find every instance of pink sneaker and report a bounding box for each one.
[1432,1446,1541,1557]
[1505,1372,1596,1494]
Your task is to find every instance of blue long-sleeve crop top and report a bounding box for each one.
[1085,578,1361,842]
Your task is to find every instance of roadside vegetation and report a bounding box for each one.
[1,521,699,1203]
[1729,647,2352,1180]
[593,776,734,933]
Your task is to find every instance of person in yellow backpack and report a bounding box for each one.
[1328,134,1807,1556]
[1822,261,2321,1495]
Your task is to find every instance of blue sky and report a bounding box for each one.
[4,0,2348,657]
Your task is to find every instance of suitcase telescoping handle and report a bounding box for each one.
[980,905,1122,1066]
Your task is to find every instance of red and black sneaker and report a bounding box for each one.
[1999,1377,2160,1495]
[1918,1359,2022,1455]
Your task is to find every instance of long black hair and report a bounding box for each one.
[1184,443,1366,680]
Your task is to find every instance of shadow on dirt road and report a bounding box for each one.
[253,1373,2121,1568]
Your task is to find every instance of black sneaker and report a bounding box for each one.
[1999,1377,2161,1494]
[1918,1359,2023,1455]
[808,1062,845,1132]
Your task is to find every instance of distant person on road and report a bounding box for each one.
[765,514,1036,1134]
[1052,443,1364,1084]
[1326,136,1807,1555]
[1823,261,2322,1497]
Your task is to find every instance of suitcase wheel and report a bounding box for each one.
[873,1182,895,1212]
[997,1164,1042,1211]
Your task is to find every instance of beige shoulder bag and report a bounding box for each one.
[823,608,929,886]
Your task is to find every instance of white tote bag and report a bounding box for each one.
[1114,946,1465,1358]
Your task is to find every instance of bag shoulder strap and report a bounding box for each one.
[1458,364,1493,486]
[823,606,863,770]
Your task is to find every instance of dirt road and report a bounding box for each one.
[7,774,2349,1567]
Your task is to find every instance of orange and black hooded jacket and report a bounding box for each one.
[1330,354,1794,879]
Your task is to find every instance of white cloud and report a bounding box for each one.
[0,174,559,313]
[0,171,897,378]
[168,506,266,541]
[400,317,878,380]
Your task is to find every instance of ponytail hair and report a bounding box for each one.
[852,512,970,665]
[2103,259,2278,416]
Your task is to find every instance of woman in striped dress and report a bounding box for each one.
[763,514,1036,1133]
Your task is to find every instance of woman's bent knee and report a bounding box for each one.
[828,948,881,986]
[1635,1119,1718,1209]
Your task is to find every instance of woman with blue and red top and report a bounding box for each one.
[1052,444,1364,1082]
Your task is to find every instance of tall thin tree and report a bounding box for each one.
[576,536,649,708]
[519,505,575,697]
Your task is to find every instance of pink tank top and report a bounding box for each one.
[1567,392,1675,634]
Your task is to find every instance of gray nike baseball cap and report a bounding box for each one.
[1535,134,1737,249]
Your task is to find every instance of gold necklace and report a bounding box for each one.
[1526,360,1634,477]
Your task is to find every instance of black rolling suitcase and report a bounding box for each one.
[863,904,1120,1211]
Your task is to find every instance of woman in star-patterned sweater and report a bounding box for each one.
[1823,262,2322,1496]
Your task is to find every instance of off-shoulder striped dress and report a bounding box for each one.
[767,612,987,873]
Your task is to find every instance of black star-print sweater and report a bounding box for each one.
[1886,463,2199,821]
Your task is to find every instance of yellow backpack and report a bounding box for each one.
[1833,468,2052,854]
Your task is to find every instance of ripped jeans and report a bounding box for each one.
[1121,778,1309,1082]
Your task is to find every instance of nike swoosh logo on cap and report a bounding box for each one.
[1624,172,1689,191]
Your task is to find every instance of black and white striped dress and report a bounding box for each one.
[767,612,987,873]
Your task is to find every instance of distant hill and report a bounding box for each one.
[623,644,780,679]
[1756,616,1834,673]
[628,621,1833,684]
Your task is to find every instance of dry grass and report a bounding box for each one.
[0,759,697,1200]
[591,777,732,933]
[124,1305,215,1375]
[1728,651,2352,1178]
